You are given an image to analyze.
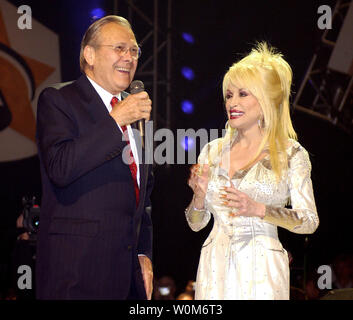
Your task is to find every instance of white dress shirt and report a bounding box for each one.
[87,76,140,187]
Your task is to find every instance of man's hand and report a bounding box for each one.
[138,255,153,300]
[110,91,152,127]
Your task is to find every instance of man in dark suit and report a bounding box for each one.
[35,15,153,299]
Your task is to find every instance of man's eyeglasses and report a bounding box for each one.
[97,44,142,60]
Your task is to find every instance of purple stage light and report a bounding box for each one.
[91,8,105,20]
[181,67,195,80]
[182,32,195,44]
[181,100,194,114]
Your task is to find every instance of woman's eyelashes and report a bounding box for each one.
[226,90,249,100]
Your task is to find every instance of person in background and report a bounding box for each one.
[176,280,196,300]
[176,292,194,300]
[332,253,353,289]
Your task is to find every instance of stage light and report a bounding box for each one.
[181,67,195,80]
[182,32,195,44]
[91,8,105,20]
[181,136,195,151]
[181,100,194,114]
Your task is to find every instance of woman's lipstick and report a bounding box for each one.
[230,108,244,119]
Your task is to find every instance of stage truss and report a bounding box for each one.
[294,0,353,135]
[113,0,172,132]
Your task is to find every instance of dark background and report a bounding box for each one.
[1,0,352,298]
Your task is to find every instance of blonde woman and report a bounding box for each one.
[186,43,319,300]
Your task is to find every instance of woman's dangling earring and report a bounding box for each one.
[258,117,264,133]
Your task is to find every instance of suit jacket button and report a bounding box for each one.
[127,245,132,250]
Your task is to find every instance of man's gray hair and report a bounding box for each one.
[79,15,132,72]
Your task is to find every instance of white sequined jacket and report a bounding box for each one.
[185,138,319,300]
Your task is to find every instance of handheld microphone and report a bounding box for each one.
[129,80,145,143]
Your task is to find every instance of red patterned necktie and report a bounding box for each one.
[111,97,139,206]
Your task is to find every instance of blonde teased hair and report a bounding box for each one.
[218,42,297,180]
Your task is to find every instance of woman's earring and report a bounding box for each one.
[258,119,262,130]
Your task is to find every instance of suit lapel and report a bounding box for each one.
[76,78,147,211]
[73,75,112,124]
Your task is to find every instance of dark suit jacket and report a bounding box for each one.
[35,75,153,299]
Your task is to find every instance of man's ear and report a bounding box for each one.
[83,45,95,67]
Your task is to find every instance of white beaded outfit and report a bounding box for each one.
[185,137,319,300]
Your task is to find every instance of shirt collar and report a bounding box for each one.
[86,75,122,110]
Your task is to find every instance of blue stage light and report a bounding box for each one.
[182,32,195,44]
[181,136,195,151]
[181,100,194,114]
[181,67,195,80]
[91,8,105,20]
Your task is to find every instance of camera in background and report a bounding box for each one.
[22,196,40,241]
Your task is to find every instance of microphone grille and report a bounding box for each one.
[130,80,144,94]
